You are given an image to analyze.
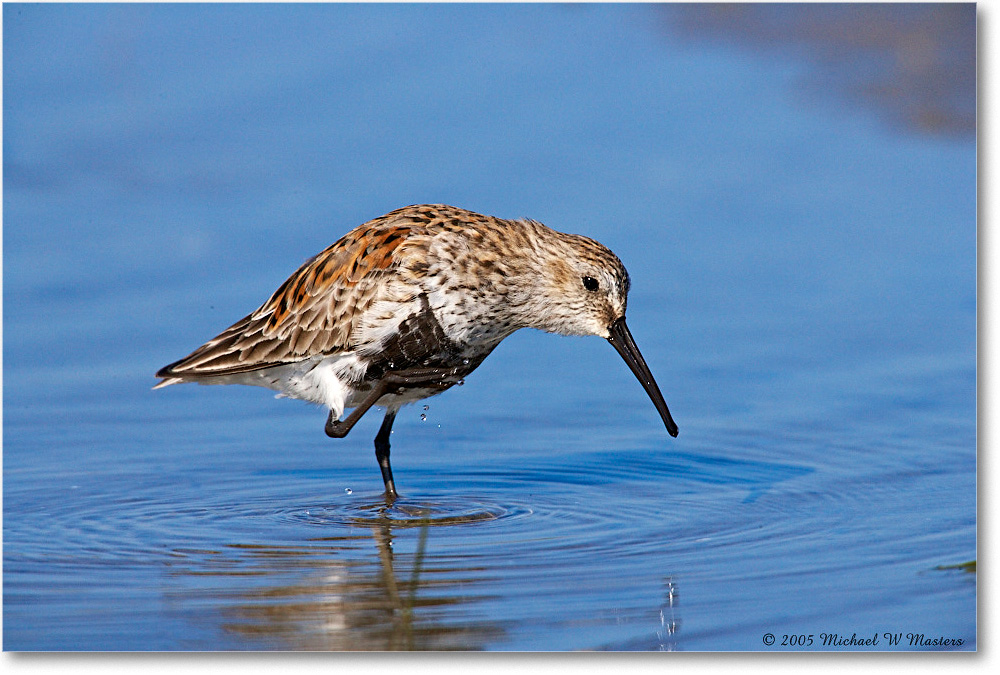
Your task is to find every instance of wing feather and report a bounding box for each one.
[156,218,423,382]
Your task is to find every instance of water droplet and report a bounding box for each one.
[345,488,353,495]
[462,358,470,365]
[457,379,465,386]
[423,405,429,411]
[420,414,427,422]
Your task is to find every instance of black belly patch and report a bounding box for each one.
[363,293,491,384]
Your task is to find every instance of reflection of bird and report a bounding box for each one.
[155,204,678,498]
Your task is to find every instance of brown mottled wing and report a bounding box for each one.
[155,223,414,382]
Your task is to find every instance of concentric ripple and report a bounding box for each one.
[281,496,534,528]
[3,441,975,650]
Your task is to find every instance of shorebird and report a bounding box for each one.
[155,204,678,498]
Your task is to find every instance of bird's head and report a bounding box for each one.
[527,228,679,438]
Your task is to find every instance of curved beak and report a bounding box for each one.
[606,317,679,437]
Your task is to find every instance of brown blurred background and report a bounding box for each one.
[666,3,975,137]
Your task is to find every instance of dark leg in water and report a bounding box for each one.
[374,410,398,498]
[324,366,462,496]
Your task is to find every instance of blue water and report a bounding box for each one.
[3,3,975,651]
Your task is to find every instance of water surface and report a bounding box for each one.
[3,3,976,651]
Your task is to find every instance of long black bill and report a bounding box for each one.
[606,317,679,437]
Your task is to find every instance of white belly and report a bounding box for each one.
[187,352,453,421]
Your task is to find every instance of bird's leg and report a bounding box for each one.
[325,377,392,438]
[325,366,463,438]
[325,366,464,496]
[374,409,398,499]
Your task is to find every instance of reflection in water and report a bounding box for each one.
[169,503,505,650]
[162,450,804,650]
[666,3,975,136]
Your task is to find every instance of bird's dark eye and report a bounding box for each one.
[582,276,599,292]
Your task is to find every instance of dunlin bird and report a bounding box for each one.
[155,204,678,498]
